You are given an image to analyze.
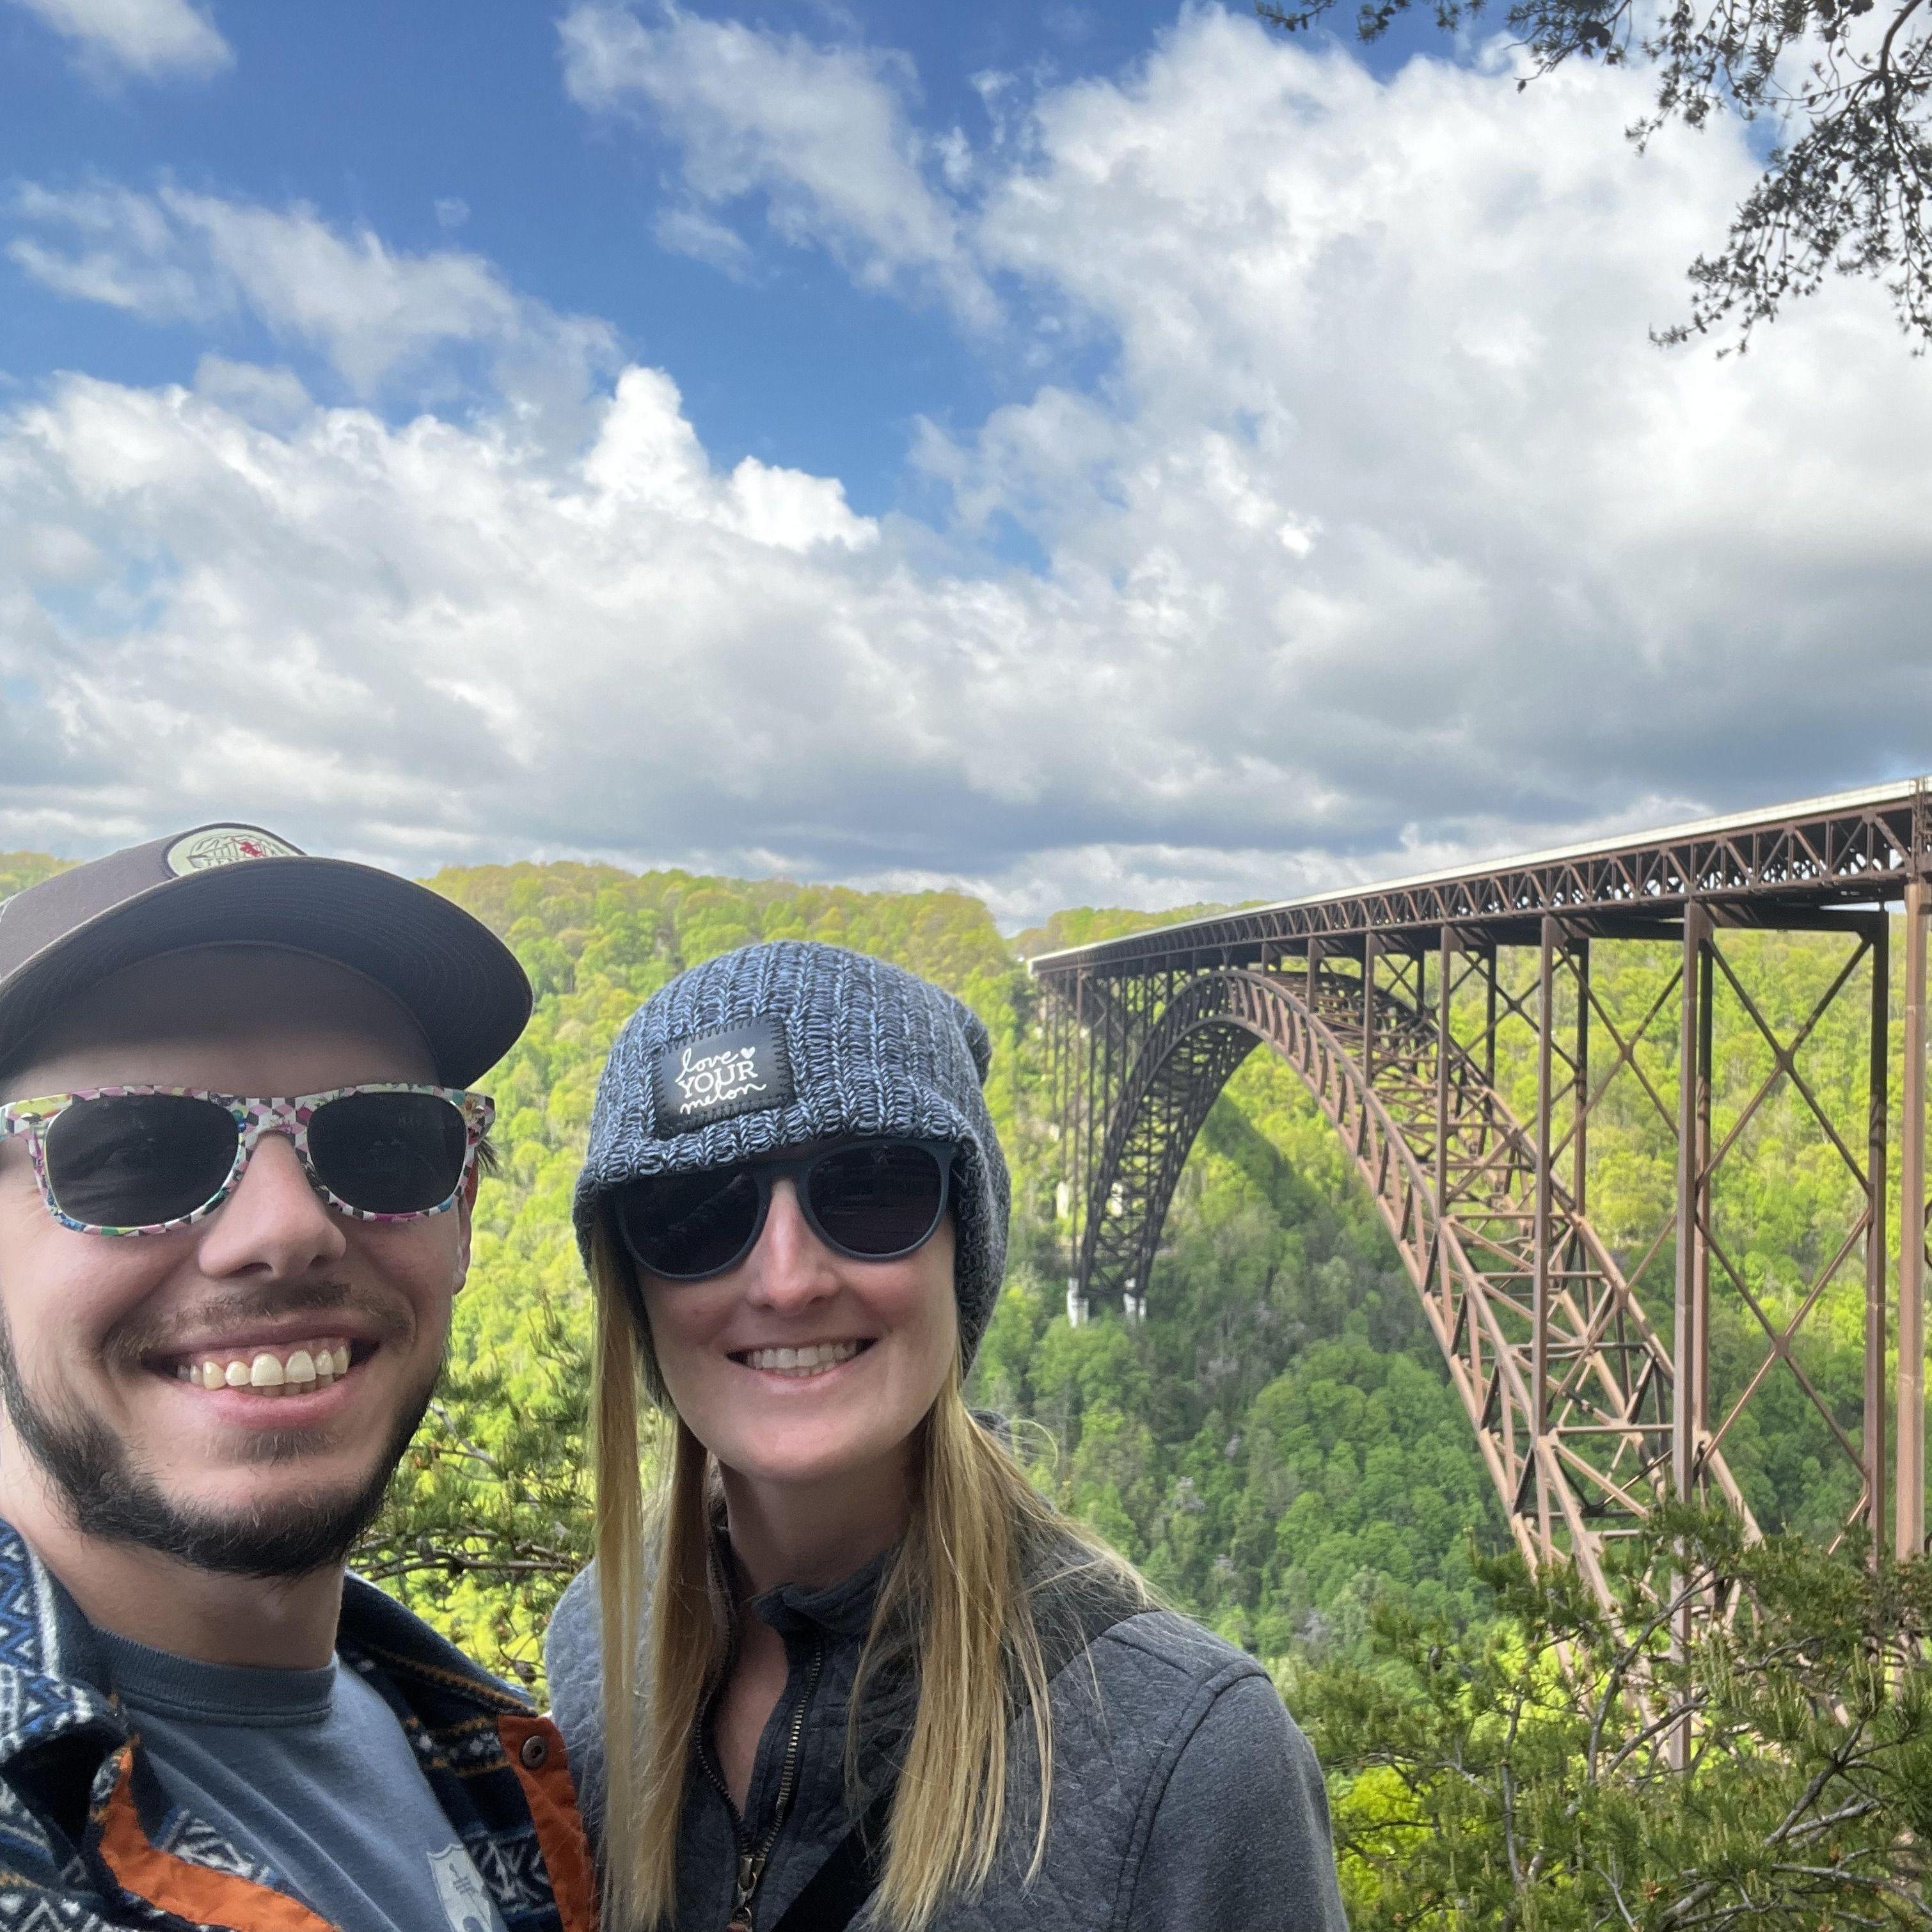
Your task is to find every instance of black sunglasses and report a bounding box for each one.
[0,1085,493,1237]
[610,1137,954,1283]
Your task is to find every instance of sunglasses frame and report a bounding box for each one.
[0,1083,495,1238]
[615,1136,956,1283]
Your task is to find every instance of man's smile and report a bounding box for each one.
[158,1337,358,1393]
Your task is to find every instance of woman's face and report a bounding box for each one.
[635,1150,960,1498]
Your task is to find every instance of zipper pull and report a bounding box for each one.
[727,1848,764,1932]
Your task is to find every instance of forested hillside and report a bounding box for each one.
[352,860,1501,1681]
[0,850,1892,1690]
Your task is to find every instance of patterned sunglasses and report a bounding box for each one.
[0,1084,495,1237]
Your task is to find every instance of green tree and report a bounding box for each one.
[1301,1508,1932,1929]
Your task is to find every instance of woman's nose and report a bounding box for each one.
[744,1178,840,1308]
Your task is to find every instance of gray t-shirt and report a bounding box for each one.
[99,1628,509,1932]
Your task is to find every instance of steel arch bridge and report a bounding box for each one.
[1031,778,1932,1624]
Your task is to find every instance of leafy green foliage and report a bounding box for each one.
[985,1049,1508,1656]
[347,862,1503,1684]
[1301,1507,1932,1928]
[0,853,72,899]
[363,862,1045,1680]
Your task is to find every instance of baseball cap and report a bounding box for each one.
[0,823,530,1086]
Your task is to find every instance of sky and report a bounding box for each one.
[1,0,1928,924]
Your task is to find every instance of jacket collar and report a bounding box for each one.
[0,1522,123,1760]
[747,1543,896,1643]
[0,1515,532,1784]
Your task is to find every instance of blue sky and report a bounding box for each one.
[4,1,1265,513]
[1,0,1928,920]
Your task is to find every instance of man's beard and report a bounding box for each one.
[0,1300,439,1580]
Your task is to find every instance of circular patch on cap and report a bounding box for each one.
[164,827,305,876]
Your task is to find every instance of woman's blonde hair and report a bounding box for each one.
[586,1218,1144,1932]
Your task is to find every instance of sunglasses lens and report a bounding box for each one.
[306,1091,470,1215]
[43,1093,239,1229]
[807,1142,947,1258]
[614,1168,764,1280]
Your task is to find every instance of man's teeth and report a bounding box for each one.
[741,1340,864,1377]
[173,1342,352,1395]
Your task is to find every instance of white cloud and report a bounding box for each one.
[4,10,1931,919]
[653,205,755,278]
[559,1,994,322]
[8,184,610,400]
[5,0,230,80]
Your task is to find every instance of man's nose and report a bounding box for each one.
[193,1132,347,1279]
[743,1178,839,1308]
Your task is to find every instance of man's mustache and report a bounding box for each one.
[106,1283,415,1369]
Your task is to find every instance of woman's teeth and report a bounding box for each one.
[741,1340,864,1377]
[171,1342,353,1395]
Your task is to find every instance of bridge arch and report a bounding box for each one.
[1072,963,1750,1597]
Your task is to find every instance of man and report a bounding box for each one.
[0,825,594,1932]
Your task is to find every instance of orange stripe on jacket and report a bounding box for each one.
[98,1752,338,1932]
[500,1714,599,1932]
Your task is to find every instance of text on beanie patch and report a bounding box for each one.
[651,1018,793,1134]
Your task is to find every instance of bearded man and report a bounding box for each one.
[0,825,593,1932]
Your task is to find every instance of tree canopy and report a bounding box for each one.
[1258,0,1932,350]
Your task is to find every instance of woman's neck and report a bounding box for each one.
[719,1446,914,1597]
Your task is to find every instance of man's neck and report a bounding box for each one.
[0,1461,344,1670]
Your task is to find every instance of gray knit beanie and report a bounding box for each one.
[573,940,1010,1368]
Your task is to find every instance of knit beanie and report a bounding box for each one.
[574,940,1010,1368]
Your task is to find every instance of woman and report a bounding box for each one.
[546,941,1346,1932]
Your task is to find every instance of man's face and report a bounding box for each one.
[0,946,472,1577]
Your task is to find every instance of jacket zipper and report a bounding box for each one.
[705,1636,827,1932]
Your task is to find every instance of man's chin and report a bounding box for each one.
[0,1329,440,1580]
[89,1478,389,1580]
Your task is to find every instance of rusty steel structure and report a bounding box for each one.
[1032,779,1932,1631]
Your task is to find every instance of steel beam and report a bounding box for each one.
[1675,903,1710,1503]
[1867,917,1889,1556]
[1437,926,1453,1301]
[1902,882,1928,1560]
[1362,932,1378,1089]
[1535,919,1557,1463]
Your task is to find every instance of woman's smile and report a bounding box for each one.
[728,1337,875,1380]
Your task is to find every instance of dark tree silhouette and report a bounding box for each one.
[1258,0,1932,350]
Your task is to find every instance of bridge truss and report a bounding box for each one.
[1032,779,1932,1625]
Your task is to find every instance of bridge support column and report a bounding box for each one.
[1901,880,1928,1561]
[1534,919,1558,1545]
[1066,1279,1088,1329]
[1436,927,1455,1304]
[1866,915,1890,1560]
[1674,906,1712,1507]
[1672,903,1711,1768]
[1362,933,1378,1088]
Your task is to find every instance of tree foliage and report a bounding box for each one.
[11,846,1925,1912]
[1302,1507,1932,1928]
[1257,0,1932,351]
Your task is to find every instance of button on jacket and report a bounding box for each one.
[545,1541,1349,1932]
[0,1521,598,1932]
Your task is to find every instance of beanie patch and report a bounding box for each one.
[651,1018,794,1134]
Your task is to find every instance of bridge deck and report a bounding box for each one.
[1029,777,1929,978]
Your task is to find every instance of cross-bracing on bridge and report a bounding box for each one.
[1031,779,1932,1657]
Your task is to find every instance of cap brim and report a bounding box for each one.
[0,857,530,1086]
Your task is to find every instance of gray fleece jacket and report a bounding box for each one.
[543,1544,1347,1932]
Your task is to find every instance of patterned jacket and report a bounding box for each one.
[0,1522,596,1932]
